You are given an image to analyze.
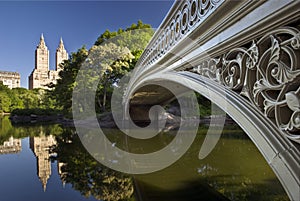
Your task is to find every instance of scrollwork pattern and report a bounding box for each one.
[191,26,300,142]
[139,0,224,67]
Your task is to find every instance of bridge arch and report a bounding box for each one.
[125,70,299,201]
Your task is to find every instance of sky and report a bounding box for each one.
[0,1,174,88]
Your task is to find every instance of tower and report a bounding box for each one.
[29,34,68,89]
[56,37,68,71]
[35,33,49,71]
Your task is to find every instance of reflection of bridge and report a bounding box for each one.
[124,1,299,200]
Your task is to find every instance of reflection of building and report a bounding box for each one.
[28,34,68,89]
[30,134,56,191]
[0,71,20,89]
[57,162,67,187]
[0,137,21,154]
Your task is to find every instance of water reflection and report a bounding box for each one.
[53,127,135,201]
[30,134,56,191]
[0,136,21,154]
[132,126,289,201]
[0,116,289,201]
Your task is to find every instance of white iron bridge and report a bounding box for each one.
[123,1,300,200]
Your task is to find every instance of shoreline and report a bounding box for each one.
[8,113,235,129]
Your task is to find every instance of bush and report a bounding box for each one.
[11,108,61,116]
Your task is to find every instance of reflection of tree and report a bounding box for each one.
[53,128,134,201]
[0,116,62,144]
[0,116,14,144]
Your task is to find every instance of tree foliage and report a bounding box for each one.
[95,20,153,70]
[94,20,152,47]
[52,47,88,114]
[0,91,11,112]
[86,43,134,112]
[0,115,62,143]
[0,82,56,114]
[52,20,154,115]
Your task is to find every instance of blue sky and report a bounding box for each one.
[0,1,174,88]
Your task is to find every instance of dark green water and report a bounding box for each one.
[0,116,288,201]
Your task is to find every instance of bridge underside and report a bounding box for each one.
[129,84,178,122]
[130,84,175,106]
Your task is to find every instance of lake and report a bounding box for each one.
[0,116,288,201]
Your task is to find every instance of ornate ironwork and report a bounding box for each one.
[139,0,224,68]
[192,26,300,142]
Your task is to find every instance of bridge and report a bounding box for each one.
[123,0,300,200]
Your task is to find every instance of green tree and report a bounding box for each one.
[0,81,9,92]
[0,81,58,114]
[85,43,134,112]
[0,82,11,113]
[95,20,153,70]
[42,89,57,109]
[92,20,153,112]
[19,89,41,109]
[53,47,88,114]
[53,20,153,115]
[10,88,27,110]
[0,92,11,113]
[94,20,152,48]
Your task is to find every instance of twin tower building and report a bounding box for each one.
[28,34,68,89]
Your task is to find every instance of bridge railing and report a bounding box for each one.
[136,0,224,70]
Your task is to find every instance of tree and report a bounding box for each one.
[52,47,88,114]
[94,29,118,46]
[92,20,153,112]
[94,20,153,70]
[0,83,10,113]
[94,20,152,47]
[0,79,58,113]
[10,88,27,110]
[42,89,57,110]
[17,89,42,109]
[84,43,134,112]
[53,20,154,115]
[0,92,11,113]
